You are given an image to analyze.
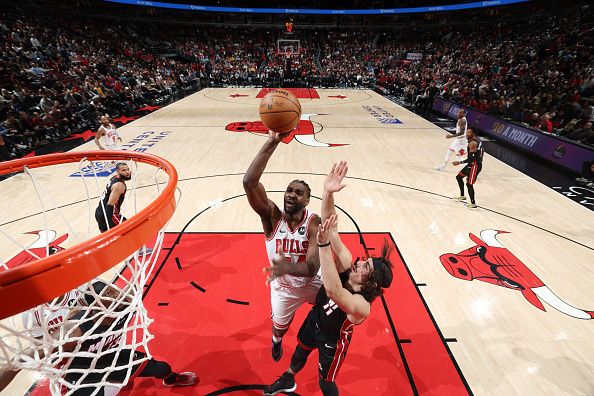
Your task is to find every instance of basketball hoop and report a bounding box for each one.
[0,151,179,395]
[277,39,300,58]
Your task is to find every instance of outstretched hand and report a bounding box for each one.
[317,214,338,245]
[324,161,348,193]
[264,245,290,285]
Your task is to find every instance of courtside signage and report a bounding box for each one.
[103,0,530,14]
[363,106,402,125]
[69,130,172,177]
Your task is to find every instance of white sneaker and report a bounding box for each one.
[137,247,153,256]
[434,165,445,171]
[454,196,467,202]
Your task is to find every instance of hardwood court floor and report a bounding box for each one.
[1,88,593,395]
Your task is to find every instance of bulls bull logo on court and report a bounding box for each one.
[5,230,68,267]
[440,229,593,320]
[225,113,347,147]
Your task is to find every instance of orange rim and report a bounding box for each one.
[0,151,177,320]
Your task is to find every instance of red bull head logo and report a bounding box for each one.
[225,114,346,147]
[440,230,593,320]
[4,230,68,268]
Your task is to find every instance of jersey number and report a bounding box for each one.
[323,299,338,316]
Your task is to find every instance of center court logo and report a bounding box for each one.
[440,229,593,320]
[225,114,346,147]
[69,131,172,177]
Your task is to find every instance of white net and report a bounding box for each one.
[0,153,177,395]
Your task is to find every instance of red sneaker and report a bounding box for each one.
[162,372,198,387]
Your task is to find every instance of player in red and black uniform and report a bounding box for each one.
[0,279,197,395]
[453,128,484,208]
[94,163,153,256]
[95,163,129,232]
[62,281,196,395]
[263,162,393,396]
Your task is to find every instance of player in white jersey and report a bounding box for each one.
[21,289,84,338]
[435,109,468,171]
[94,115,122,151]
[244,130,322,362]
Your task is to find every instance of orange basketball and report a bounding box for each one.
[259,89,302,133]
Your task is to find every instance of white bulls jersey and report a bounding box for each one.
[265,209,320,288]
[22,290,83,338]
[456,116,468,137]
[99,123,121,149]
[450,116,468,156]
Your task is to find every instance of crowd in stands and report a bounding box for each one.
[1,2,593,162]
[380,9,594,145]
[0,10,199,160]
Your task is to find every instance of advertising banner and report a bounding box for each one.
[432,97,594,174]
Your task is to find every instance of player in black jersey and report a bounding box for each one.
[95,162,152,255]
[453,128,484,209]
[62,281,196,395]
[264,161,393,396]
[95,163,130,233]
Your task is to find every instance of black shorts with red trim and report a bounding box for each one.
[95,207,126,233]
[297,310,352,383]
[64,349,148,395]
[459,162,482,185]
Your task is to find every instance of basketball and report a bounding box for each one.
[259,89,302,133]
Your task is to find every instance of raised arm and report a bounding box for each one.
[321,161,348,221]
[242,131,286,235]
[317,216,370,323]
[322,161,352,271]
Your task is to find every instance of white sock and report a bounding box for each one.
[442,150,452,165]
[272,335,282,343]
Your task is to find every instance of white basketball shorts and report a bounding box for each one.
[270,276,323,331]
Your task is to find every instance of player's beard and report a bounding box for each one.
[120,174,132,181]
[284,200,302,216]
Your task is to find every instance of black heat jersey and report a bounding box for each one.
[63,282,147,391]
[95,177,126,232]
[70,281,127,358]
[460,137,484,185]
[97,176,126,212]
[314,271,356,342]
[467,137,484,164]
